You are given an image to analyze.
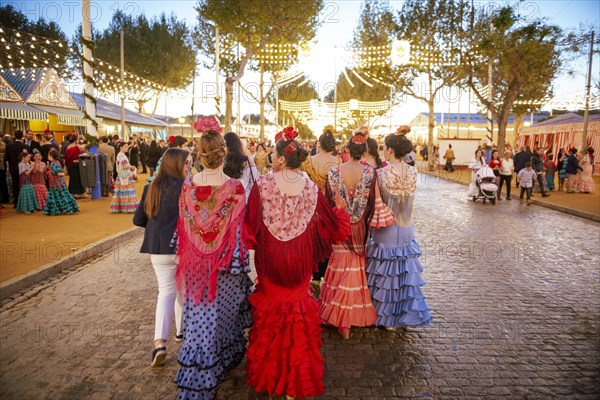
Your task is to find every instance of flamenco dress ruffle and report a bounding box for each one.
[175,253,252,400]
[246,277,325,398]
[319,243,377,329]
[366,224,432,327]
[16,184,39,212]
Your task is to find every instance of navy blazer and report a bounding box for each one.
[133,177,184,254]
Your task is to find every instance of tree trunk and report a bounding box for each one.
[225,78,234,132]
[511,113,526,151]
[427,98,436,171]
[150,97,159,118]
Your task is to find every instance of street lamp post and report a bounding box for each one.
[179,117,185,135]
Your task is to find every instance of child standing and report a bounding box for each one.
[544,155,556,191]
[517,161,537,205]
[16,152,39,213]
[44,150,80,216]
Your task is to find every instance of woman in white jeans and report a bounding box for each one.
[133,148,192,367]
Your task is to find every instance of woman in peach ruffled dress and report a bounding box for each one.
[319,127,394,339]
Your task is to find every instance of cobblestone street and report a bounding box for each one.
[1,176,598,400]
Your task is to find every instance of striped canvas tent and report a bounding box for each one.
[518,113,600,174]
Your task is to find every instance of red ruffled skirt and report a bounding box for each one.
[246,277,325,398]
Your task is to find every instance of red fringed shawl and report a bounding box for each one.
[176,177,247,304]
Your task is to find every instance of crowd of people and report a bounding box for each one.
[132,119,431,400]
[464,144,596,204]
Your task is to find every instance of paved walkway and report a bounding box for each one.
[1,178,599,399]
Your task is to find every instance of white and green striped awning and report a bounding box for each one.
[0,101,48,121]
[30,104,87,127]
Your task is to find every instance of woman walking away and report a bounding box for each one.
[223,131,258,201]
[245,126,350,399]
[366,132,432,329]
[147,140,162,177]
[174,126,252,400]
[133,148,191,367]
[111,142,138,213]
[319,128,394,339]
[30,150,48,210]
[44,150,79,215]
[301,126,341,281]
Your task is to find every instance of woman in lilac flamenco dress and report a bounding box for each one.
[366,128,432,328]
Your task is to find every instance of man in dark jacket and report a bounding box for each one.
[566,148,583,193]
[6,130,27,205]
[531,147,550,197]
[513,146,531,188]
[24,130,42,154]
[139,137,148,174]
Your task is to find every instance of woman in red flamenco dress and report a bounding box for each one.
[245,127,350,399]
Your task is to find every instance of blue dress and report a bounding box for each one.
[175,240,252,400]
[365,164,432,327]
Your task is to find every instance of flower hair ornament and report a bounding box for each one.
[353,125,369,137]
[275,126,299,142]
[284,141,298,155]
[323,124,336,134]
[194,117,222,135]
[396,125,411,135]
[351,133,367,145]
[168,135,175,145]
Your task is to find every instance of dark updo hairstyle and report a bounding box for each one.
[384,134,413,159]
[347,134,367,160]
[276,139,309,169]
[199,131,226,169]
[319,130,336,153]
[67,134,77,144]
[366,138,383,168]
[169,135,188,148]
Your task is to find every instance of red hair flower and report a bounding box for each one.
[282,126,299,141]
[351,134,367,145]
[168,135,175,145]
[396,125,411,135]
[194,117,222,134]
[274,131,283,142]
[194,185,213,201]
[284,141,297,155]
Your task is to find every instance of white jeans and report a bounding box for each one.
[150,254,183,341]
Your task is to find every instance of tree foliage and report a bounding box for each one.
[194,0,323,132]
[460,5,562,152]
[352,0,468,169]
[0,5,70,78]
[93,11,196,112]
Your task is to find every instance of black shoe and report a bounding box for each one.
[175,334,184,342]
[151,346,167,367]
[542,194,550,197]
[506,197,512,201]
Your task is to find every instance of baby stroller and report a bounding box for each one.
[468,165,498,204]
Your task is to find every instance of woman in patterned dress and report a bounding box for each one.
[245,126,350,399]
[318,128,394,339]
[366,131,432,328]
[30,150,48,210]
[110,142,138,213]
[300,126,341,281]
[16,152,39,213]
[174,124,252,400]
[44,150,79,216]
